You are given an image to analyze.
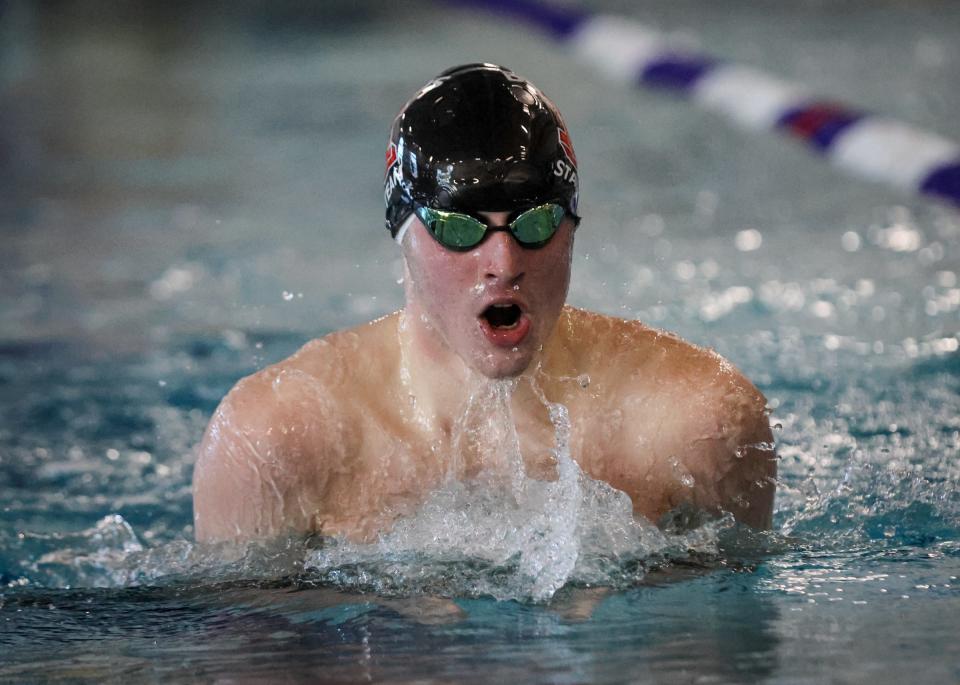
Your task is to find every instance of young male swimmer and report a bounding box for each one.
[192,64,776,542]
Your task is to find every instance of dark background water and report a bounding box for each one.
[1,0,959,682]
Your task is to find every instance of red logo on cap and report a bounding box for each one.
[384,143,397,177]
[558,128,577,168]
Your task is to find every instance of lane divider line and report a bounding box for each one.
[445,0,960,207]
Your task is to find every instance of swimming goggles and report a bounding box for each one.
[414,203,570,251]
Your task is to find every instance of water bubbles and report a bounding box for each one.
[735,228,763,252]
[699,286,753,322]
[758,280,805,312]
[918,241,944,265]
[699,259,720,280]
[870,208,924,252]
[222,329,248,350]
[148,263,203,301]
[674,260,697,281]
[841,231,862,251]
[668,456,695,488]
[935,271,956,288]
[282,291,294,301]
[854,279,875,297]
[932,337,958,354]
[809,300,835,319]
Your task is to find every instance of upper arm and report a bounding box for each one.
[192,370,333,542]
[685,372,777,529]
[714,381,776,528]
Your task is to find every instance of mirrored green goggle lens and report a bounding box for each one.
[415,204,565,250]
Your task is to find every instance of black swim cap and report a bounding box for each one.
[384,63,580,238]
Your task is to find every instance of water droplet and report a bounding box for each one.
[668,456,694,487]
[735,228,762,251]
[841,231,861,251]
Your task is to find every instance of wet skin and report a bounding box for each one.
[193,213,776,542]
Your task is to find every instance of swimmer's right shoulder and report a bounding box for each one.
[283,311,402,386]
[214,311,400,431]
[192,324,384,542]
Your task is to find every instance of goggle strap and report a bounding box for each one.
[394,212,416,246]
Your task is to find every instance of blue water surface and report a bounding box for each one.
[1,1,959,682]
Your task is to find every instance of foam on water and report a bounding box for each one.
[2,514,313,590]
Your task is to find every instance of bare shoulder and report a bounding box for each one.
[562,305,765,407]
[563,307,776,528]
[192,314,399,542]
[192,360,340,542]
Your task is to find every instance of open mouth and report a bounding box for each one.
[482,303,523,329]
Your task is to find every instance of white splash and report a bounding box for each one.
[305,383,731,601]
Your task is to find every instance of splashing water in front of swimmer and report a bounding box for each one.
[305,379,732,602]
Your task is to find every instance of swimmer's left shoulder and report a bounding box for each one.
[561,307,752,388]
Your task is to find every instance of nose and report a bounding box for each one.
[479,229,525,284]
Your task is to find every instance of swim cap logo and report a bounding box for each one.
[553,127,578,187]
[558,127,577,168]
[384,141,407,207]
[384,142,398,178]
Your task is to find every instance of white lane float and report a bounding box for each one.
[447,0,960,208]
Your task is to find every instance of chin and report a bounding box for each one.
[471,348,536,380]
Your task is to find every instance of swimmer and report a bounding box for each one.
[193,64,776,542]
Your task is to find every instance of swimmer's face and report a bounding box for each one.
[402,209,575,378]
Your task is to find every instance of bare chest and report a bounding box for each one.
[309,400,686,540]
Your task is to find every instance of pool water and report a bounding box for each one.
[2,0,959,682]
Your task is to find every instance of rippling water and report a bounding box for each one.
[2,0,959,682]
